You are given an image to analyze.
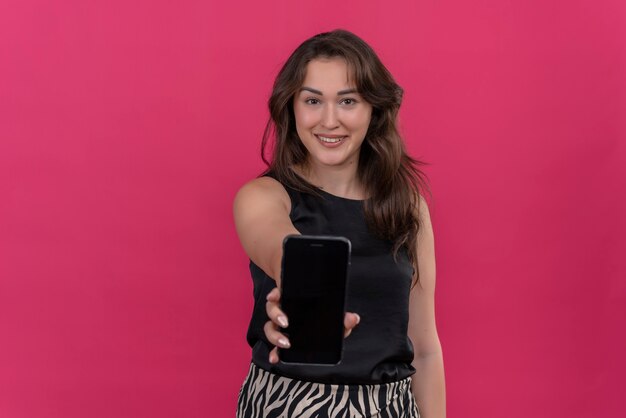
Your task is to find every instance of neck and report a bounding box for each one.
[297,160,365,200]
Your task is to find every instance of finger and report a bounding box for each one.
[269,346,279,364]
[266,292,288,328]
[343,312,360,338]
[263,320,291,349]
[266,300,289,328]
[266,287,281,302]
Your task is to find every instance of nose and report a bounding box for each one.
[320,103,340,129]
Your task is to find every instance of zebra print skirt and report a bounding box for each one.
[237,362,420,418]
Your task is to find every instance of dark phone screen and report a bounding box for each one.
[279,235,350,365]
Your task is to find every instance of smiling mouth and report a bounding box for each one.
[315,135,346,144]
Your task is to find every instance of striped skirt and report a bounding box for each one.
[237,362,420,418]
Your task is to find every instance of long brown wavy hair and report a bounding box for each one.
[261,29,431,284]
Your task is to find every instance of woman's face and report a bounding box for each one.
[293,57,372,170]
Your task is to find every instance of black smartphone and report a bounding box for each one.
[278,235,351,365]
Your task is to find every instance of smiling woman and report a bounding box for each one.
[233,29,445,418]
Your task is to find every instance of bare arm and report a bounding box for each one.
[233,176,300,285]
[408,197,446,418]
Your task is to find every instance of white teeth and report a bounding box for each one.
[317,136,344,143]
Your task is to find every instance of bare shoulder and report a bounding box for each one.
[416,194,433,234]
[413,193,436,292]
[233,176,291,215]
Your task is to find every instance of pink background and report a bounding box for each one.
[1,0,625,417]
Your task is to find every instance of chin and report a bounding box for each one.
[318,158,351,167]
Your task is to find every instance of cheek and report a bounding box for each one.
[294,105,318,129]
[345,110,372,132]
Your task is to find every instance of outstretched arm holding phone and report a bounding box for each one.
[233,176,360,364]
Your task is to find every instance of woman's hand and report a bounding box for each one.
[264,287,361,364]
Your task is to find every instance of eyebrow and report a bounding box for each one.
[299,86,358,95]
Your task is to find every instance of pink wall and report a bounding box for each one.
[1,0,624,417]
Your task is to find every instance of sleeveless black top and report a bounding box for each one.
[246,176,416,384]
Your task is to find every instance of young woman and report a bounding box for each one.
[233,29,445,418]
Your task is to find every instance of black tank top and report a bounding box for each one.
[246,175,416,384]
